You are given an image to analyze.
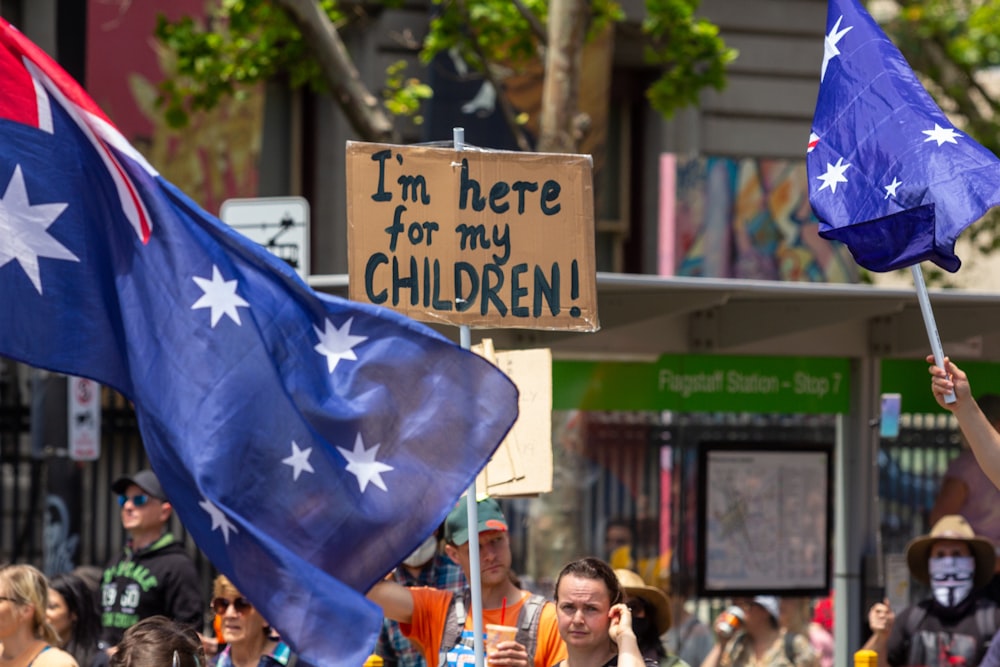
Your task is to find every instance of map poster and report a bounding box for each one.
[697,444,832,595]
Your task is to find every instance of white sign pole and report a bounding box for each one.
[455,126,486,667]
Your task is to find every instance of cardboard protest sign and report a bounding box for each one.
[346,141,599,331]
[472,340,553,497]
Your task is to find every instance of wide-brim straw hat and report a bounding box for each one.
[905,515,995,588]
[615,568,672,635]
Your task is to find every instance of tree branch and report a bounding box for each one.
[272,0,395,143]
[511,0,547,45]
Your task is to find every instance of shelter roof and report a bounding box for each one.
[308,273,1000,361]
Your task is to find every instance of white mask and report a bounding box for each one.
[928,556,975,608]
[402,535,438,568]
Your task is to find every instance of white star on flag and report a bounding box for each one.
[282,441,314,481]
[0,165,76,294]
[822,15,853,82]
[314,317,367,373]
[199,497,238,544]
[923,124,960,147]
[884,177,902,199]
[338,433,393,493]
[816,157,851,194]
[191,265,250,327]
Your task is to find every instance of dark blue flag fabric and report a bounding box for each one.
[0,19,519,666]
[807,0,1000,272]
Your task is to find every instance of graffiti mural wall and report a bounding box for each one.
[672,155,859,282]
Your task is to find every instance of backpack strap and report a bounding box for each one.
[437,589,470,667]
[975,598,998,649]
[783,631,797,665]
[514,594,547,663]
[903,604,929,667]
[903,603,928,637]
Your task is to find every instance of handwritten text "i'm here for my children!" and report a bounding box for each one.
[362,148,584,320]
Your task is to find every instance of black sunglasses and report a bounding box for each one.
[117,494,150,507]
[212,596,253,615]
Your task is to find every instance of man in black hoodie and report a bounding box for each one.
[99,469,203,649]
[861,515,999,667]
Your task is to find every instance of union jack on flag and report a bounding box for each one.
[0,21,152,242]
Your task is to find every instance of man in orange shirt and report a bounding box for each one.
[369,497,566,667]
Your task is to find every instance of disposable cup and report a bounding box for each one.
[485,624,518,656]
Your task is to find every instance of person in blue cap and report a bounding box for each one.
[368,496,567,667]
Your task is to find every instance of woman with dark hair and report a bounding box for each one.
[553,557,649,667]
[109,616,205,667]
[47,572,105,667]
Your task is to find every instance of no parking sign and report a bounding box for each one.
[68,376,100,461]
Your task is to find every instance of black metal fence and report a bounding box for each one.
[0,373,216,600]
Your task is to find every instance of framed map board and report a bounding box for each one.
[697,443,832,596]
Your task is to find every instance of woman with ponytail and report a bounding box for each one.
[0,564,78,667]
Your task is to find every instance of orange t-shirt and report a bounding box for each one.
[402,588,567,667]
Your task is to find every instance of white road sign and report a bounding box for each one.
[68,376,100,461]
[220,197,311,278]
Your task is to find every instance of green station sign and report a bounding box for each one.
[553,355,851,413]
[880,358,1000,415]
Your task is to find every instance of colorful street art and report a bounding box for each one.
[672,155,859,282]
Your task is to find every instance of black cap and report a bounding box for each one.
[111,469,166,500]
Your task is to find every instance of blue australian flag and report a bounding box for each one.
[0,18,519,666]
[808,0,1000,272]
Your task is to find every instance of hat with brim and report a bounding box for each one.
[614,568,672,635]
[111,469,166,501]
[444,496,508,546]
[906,514,995,588]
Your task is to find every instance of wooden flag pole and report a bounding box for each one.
[910,264,956,404]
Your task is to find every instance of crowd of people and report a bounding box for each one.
[0,466,839,667]
[0,469,292,667]
[11,357,1000,667]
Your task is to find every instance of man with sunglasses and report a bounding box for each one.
[99,469,203,650]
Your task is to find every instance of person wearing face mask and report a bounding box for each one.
[374,525,467,667]
[861,515,999,667]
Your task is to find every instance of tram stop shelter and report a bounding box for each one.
[310,270,1000,664]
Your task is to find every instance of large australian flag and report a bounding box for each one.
[808,0,1000,273]
[0,18,519,666]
